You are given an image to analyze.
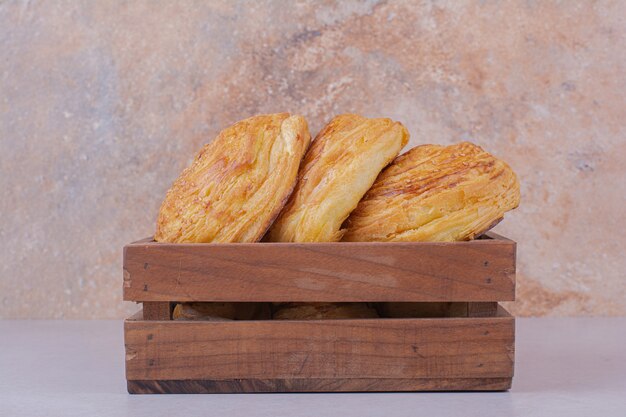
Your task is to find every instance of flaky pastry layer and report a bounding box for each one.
[155,113,311,243]
[267,114,409,242]
[343,142,520,242]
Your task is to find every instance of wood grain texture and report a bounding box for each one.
[124,313,514,381]
[123,232,515,302]
[142,302,171,320]
[127,377,512,393]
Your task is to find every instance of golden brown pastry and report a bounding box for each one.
[343,142,520,242]
[155,113,311,243]
[267,114,409,242]
[172,302,271,321]
[272,303,379,320]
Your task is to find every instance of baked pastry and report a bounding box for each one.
[267,114,408,318]
[343,142,520,242]
[172,302,271,321]
[266,114,409,242]
[155,113,311,243]
[272,303,379,320]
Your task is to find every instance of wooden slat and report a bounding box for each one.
[127,377,512,393]
[123,233,515,302]
[124,314,514,381]
[142,302,171,320]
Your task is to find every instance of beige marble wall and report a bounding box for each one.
[1,0,624,318]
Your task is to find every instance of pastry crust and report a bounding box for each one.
[343,142,520,242]
[267,114,409,242]
[155,113,311,243]
[172,302,271,321]
[272,303,379,320]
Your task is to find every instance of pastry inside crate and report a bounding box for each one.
[170,302,475,320]
[172,302,271,321]
[122,112,519,393]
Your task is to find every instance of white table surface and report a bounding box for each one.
[1,318,625,417]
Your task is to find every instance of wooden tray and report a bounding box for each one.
[123,232,516,393]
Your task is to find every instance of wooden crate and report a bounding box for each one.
[123,232,516,393]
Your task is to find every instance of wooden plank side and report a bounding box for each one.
[124,316,514,381]
[142,302,172,320]
[127,377,512,393]
[123,237,515,302]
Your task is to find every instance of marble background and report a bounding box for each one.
[1,0,624,318]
